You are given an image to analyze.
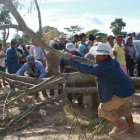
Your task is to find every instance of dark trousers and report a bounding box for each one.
[126,57,135,77]
[137,58,140,77]
[66,83,83,105]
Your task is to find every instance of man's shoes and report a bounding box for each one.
[109,127,128,137]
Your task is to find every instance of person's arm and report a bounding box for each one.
[0,54,6,58]
[39,63,46,78]
[124,45,129,56]
[16,63,27,76]
[59,58,65,73]
[112,45,118,59]
[69,58,104,76]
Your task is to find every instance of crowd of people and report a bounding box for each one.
[0,31,138,137]
[0,32,139,94]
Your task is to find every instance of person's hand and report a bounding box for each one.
[34,77,39,79]
[66,52,72,60]
[13,74,16,76]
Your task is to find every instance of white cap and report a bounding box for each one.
[89,42,111,55]
[59,35,66,39]
[66,43,76,52]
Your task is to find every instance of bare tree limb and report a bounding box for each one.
[0,24,22,31]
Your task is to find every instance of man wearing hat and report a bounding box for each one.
[66,42,135,137]
[53,35,67,51]
[16,56,46,78]
[16,56,47,97]
[7,39,20,74]
[95,36,102,43]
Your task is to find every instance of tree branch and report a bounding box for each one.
[0,24,22,31]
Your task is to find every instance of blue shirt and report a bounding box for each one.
[69,58,135,103]
[78,43,87,56]
[7,46,20,74]
[16,61,46,78]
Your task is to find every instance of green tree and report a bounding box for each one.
[86,29,99,37]
[86,29,107,43]
[64,25,83,38]
[0,6,12,49]
[37,26,58,35]
[110,18,126,36]
[37,26,66,43]
[14,33,31,44]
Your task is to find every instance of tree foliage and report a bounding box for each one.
[86,29,99,37]
[38,26,66,43]
[64,25,83,37]
[86,29,107,43]
[0,6,12,49]
[14,33,31,44]
[110,18,126,36]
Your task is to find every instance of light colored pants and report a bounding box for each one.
[98,95,132,121]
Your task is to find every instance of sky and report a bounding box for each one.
[1,0,140,41]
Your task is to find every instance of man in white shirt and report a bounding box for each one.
[106,35,114,58]
[30,39,46,68]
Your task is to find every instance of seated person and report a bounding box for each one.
[16,56,47,97]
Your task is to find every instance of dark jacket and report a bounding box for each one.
[7,46,19,74]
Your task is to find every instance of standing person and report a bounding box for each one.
[137,33,140,40]
[22,45,29,59]
[7,39,19,74]
[132,32,137,40]
[78,33,88,56]
[18,41,24,53]
[16,56,47,97]
[0,43,6,87]
[106,35,114,57]
[31,39,46,68]
[124,36,136,77]
[66,43,135,137]
[54,35,66,51]
[95,36,102,43]
[86,34,95,50]
[17,42,27,67]
[112,35,127,74]
[73,34,79,48]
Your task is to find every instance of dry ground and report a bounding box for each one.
[0,87,140,140]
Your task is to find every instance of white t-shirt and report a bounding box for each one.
[0,51,6,67]
[34,46,46,61]
[106,42,114,58]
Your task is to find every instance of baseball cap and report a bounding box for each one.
[27,56,35,63]
[89,42,111,56]
[59,35,66,39]
[11,39,18,44]
[66,43,76,52]
[96,36,101,39]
